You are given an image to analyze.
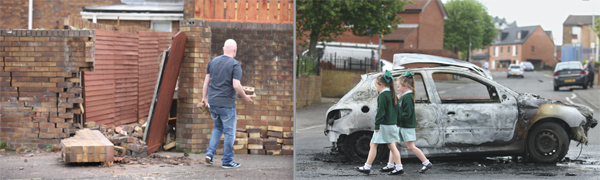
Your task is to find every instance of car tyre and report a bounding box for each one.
[583,84,588,89]
[526,122,570,163]
[554,86,559,91]
[344,131,389,163]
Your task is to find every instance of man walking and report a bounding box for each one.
[201,39,254,168]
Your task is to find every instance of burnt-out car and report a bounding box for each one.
[324,54,597,164]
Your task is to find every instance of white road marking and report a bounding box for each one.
[439,90,447,94]
[571,93,577,99]
[543,74,553,78]
[298,124,325,132]
[566,97,574,104]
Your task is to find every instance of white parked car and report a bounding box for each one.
[507,64,524,78]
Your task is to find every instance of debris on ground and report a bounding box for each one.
[117,154,202,166]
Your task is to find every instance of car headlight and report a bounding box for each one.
[340,109,352,118]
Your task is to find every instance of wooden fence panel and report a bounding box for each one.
[269,0,278,21]
[226,0,236,20]
[258,0,268,21]
[237,0,247,21]
[247,0,258,21]
[214,0,225,19]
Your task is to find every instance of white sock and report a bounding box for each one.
[395,164,403,170]
[363,163,372,170]
[386,163,395,168]
[423,160,430,166]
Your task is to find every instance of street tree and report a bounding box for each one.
[296,0,407,57]
[443,0,496,61]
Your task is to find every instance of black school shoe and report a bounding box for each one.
[379,166,394,172]
[389,169,404,175]
[418,163,433,173]
[354,166,370,174]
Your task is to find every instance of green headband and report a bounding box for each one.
[404,71,414,78]
[383,70,392,83]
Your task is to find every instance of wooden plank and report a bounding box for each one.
[214,0,225,19]
[280,0,289,22]
[144,32,188,155]
[236,0,247,21]
[194,0,206,18]
[269,0,278,21]
[226,0,236,20]
[204,0,214,19]
[247,0,258,21]
[258,0,268,21]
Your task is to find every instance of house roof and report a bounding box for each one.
[382,28,416,42]
[492,25,539,45]
[402,0,448,19]
[82,4,183,13]
[545,31,552,40]
[563,15,597,26]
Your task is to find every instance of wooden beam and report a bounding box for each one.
[236,0,247,21]
[269,0,278,21]
[214,0,225,19]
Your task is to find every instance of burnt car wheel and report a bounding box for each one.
[526,122,569,163]
[343,132,389,162]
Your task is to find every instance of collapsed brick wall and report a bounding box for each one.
[0,29,94,150]
[0,0,121,29]
[296,74,321,108]
[177,20,294,153]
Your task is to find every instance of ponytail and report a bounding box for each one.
[376,74,398,106]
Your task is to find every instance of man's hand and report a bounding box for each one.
[197,99,208,108]
[375,130,379,133]
[243,94,255,103]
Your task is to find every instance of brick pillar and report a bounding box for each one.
[177,20,212,153]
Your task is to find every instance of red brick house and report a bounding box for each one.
[332,0,449,59]
[471,25,557,70]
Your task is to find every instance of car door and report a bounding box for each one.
[429,71,518,147]
[395,71,444,148]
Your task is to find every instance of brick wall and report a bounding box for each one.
[0,0,121,29]
[176,20,213,152]
[177,20,294,153]
[321,70,363,98]
[417,0,444,50]
[0,29,94,150]
[296,74,321,108]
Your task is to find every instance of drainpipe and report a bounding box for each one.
[28,0,32,29]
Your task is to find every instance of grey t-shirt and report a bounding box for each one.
[207,55,242,108]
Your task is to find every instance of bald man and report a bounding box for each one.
[201,39,254,168]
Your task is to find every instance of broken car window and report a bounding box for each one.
[432,73,499,104]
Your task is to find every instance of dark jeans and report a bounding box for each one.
[588,72,595,87]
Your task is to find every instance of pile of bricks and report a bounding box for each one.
[215,126,292,155]
[59,128,114,164]
[98,121,149,157]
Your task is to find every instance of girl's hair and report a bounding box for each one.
[397,75,416,97]
[376,74,397,106]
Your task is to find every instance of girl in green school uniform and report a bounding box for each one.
[354,70,404,175]
[380,71,433,174]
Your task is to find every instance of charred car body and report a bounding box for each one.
[325,54,597,163]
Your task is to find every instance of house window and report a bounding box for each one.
[531,46,534,53]
[514,46,518,56]
[151,21,172,32]
[508,47,511,53]
[501,47,503,53]
[517,31,521,40]
[495,47,499,57]
[497,33,501,41]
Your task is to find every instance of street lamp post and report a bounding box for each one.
[468,19,479,62]
[584,0,597,61]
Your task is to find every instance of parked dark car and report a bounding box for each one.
[553,61,588,91]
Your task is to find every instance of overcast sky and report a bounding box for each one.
[441,0,600,45]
